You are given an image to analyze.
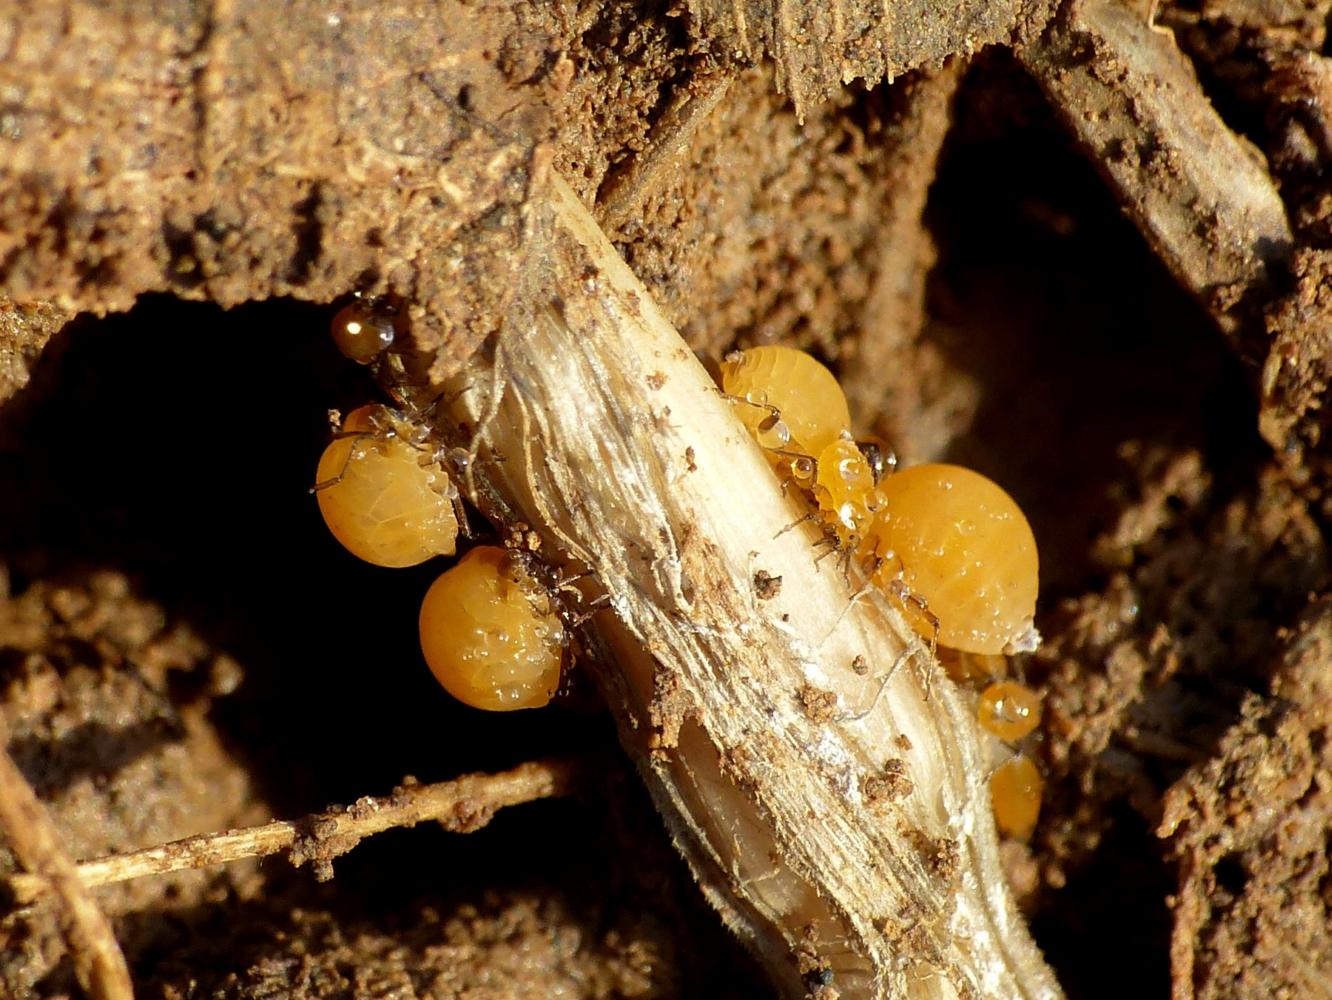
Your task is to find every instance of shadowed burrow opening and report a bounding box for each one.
[915,52,1276,1000]
[0,296,618,802]
[922,52,1265,600]
[1,293,770,993]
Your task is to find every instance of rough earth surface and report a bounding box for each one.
[3,0,1332,997]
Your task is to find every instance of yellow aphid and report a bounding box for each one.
[418,546,564,711]
[315,405,459,568]
[812,434,879,548]
[866,464,1039,655]
[720,346,850,458]
[977,681,1042,741]
[990,755,1043,840]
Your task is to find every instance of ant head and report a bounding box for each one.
[331,298,397,364]
[855,435,897,485]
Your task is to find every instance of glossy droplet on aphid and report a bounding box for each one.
[991,755,1043,840]
[812,437,875,546]
[418,546,564,711]
[977,681,1042,741]
[331,302,395,364]
[315,405,459,568]
[756,414,792,450]
[866,463,1038,655]
[790,456,816,486]
[720,346,850,459]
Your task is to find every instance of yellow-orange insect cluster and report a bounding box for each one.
[721,344,1046,838]
[721,346,1039,657]
[315,301,565,712]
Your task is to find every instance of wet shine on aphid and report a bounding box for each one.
[976,680,1042,741]
[418,546,565,711]
[720,345,851,458]
[721,347,881,556]
[315,405,460,568]
[718,343,1048,840]
[865,463,1039,656]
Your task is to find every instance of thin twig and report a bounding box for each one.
[1018,0,1291,339]
[596,72,732,233]
[7,758,583,904]
[0,720,134,1000]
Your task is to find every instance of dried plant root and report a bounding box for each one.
[434,172,1064,1000]
[0,722,133,1000]
[6,759,580,903]
[1019,0,1292,338]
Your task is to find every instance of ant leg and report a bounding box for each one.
[775,511,820,540]
[568,593,613,628]
[309,430,377,493]
[833,650,912,722]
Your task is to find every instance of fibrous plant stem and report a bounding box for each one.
[430,171,1065,1000]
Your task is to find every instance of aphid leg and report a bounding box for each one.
[885,577,940,660]
[817,575,879,649]
[833,649,912,722]
[309,431,377,493]
[568,593,613,628]
[445,481,473,539]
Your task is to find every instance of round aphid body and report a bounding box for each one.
[331,301,396,364]
[977,680,1042,741]
[720,346,851,459]
[812,434,877,547]
[315,405,459,568]
[867,463,1038,655]
[990,755,1043,840]
[418,546,564,711]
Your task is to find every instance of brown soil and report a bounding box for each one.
[3,1,1332,997]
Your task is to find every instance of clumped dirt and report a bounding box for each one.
[3,0,1332,997]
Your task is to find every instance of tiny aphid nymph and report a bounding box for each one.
[990,755,1043,840]
[976,680,1042,741]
